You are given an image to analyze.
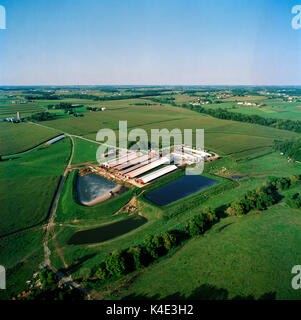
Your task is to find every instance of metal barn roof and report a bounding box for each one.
[114,154,150,171]
[125,157,170,178]
[119,159,152,175]
[105,152,142,167]
[45,135,65,145]
[137,165,177,183]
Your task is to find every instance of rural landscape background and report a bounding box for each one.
[1,0,301,301]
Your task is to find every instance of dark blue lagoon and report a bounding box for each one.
[144,175,218,206]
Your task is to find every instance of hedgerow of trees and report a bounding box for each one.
[89,207,218,284]
[181,104,301,133]
[226,175,301,216]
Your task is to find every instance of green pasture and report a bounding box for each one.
[116,201,301,300]
[71,138,100,164]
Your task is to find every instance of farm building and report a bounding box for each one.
[183,147,211,160]
[104,152,143,168]
[114,154,151,171]
[137,165,178,184]
[125,156,170,178]
[45,135,65,145]
[172,152,201,165]
[120,158,152,175]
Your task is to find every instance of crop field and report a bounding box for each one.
[0,175,60,237]
[0,102,46,118]
[39,102,298,161]
[0,138,71,236]
[0,138,71,299]
[0,122,59,155]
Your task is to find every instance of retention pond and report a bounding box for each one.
[77,174,123,206]
[68,216,148,245]
[144,175,218,206]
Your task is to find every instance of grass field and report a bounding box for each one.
[0,227,45,300]
[204,99,301,121]
[116,202,301,300]
[0,122,60,155]
[71,138,100,164]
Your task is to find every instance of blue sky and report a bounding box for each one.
[0,0,300,85]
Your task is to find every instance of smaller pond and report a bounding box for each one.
[67,216,148,245]
[77,174,120,205]
[231,175,249,180]
[145,175,218,206]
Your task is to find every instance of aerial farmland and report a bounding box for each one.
[1,86,301,301]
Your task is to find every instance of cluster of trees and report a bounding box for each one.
[132,102,154,106]
[185,207,218,236]
[47,102,82,110]
[26,112,56,122]
[93,231,177,281]
[226,185,279,216]
[21,268,83,301]
[181,104,301,133]
[56,91,165,102]
[286,193,301,209]
[226,175,301,216]
[90,207,218,283]
[26,94,59,100]
[148,96,176,105]
[86,107,102,111]
[274,139,301,161]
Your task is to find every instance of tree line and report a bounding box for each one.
[26,112,56,122]
[84,207,218,284]
[180,104,301,133]
[47,102,83,110]
[226,175,301,216]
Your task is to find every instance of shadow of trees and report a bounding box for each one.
[122,283,276,301]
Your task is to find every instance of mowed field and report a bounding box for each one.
[117,203,301,300]
[0,122,60,155]
[71,137,100,165]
